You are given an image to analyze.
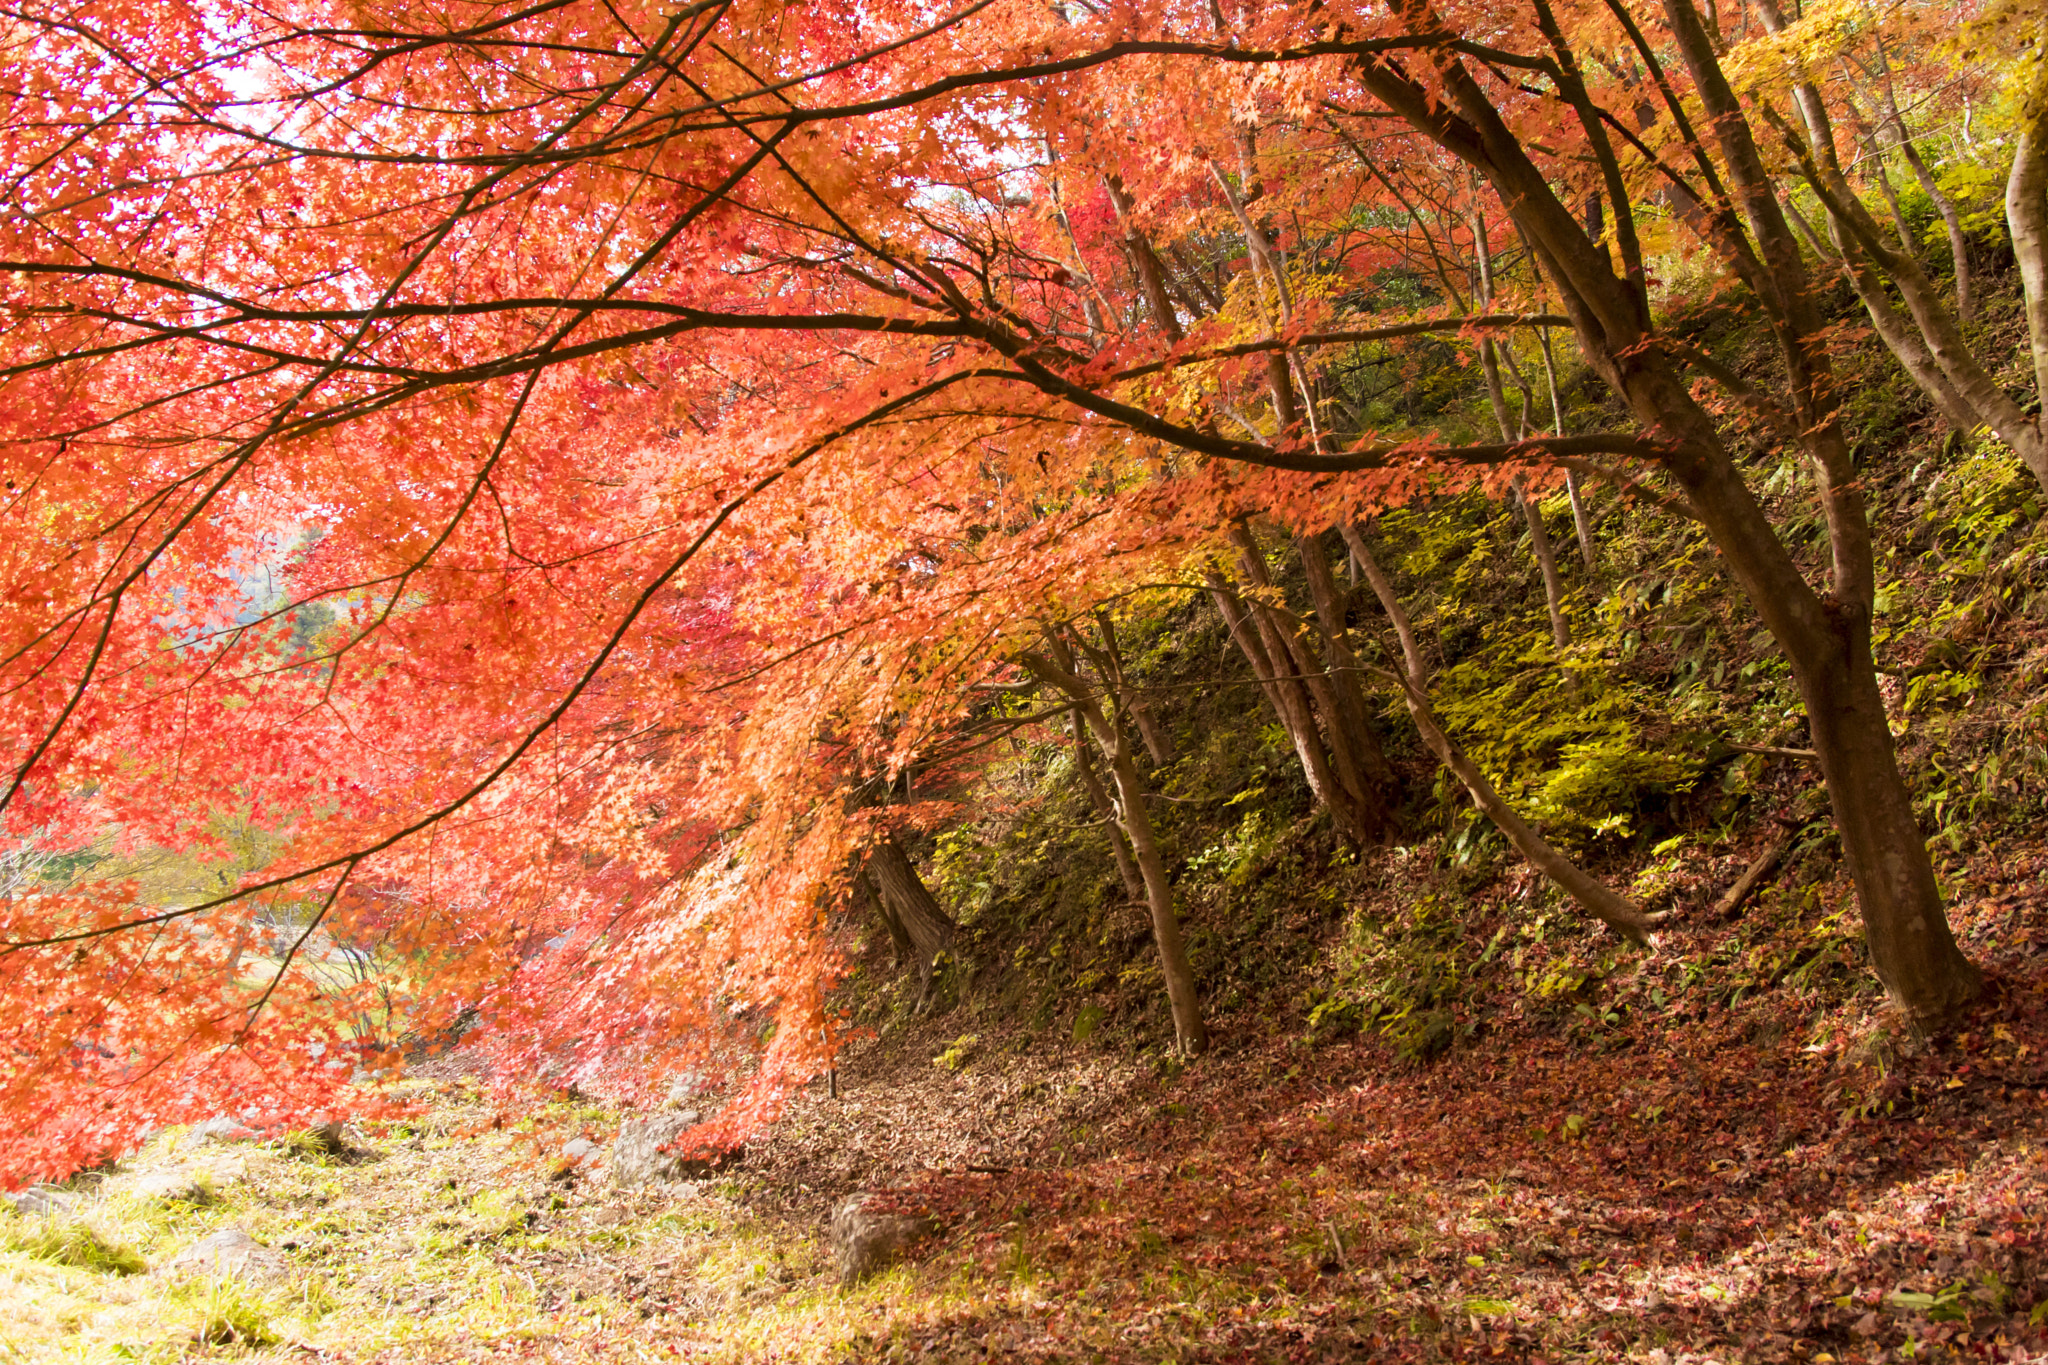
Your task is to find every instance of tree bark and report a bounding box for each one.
[1515,480,1573,650]
[1105,176,1185,345]
[1755,0,2048,499]
[865,835,958,999]
[853,867,912,970]
[1205,568,1355,837]
[1229,524,1396,843]
[1354,1,1980,1022]
[1293,529,1402,826]
[1474,206,1572,646]
[1070,705,1148,906]
[1345,524,1651,942]
[1872,41,1974,322]
[1538,325,1599,571]
[1022,642,1208,1056]
[1090,611,1172,766]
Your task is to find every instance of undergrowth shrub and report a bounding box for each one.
[173,1275,280,1348]
[1,1213,147,1275]
[1316,876,1474,1063]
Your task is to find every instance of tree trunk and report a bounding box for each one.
[1070,705,1148,906]
[1105,176,1185,345]
[1474,208,1572,648]
[865,835,958,999]
[1537,325,1599,571]
[1345,524,1651,942]
[1564,473,1596,571]
[1293,529,1402,829]
[1205,570,1354,835]
[1229,523,1396,843]
[1353,1,1983,1023]
[1023,643,1207,1056]
[1514,480,1573,650]
[1755,0,2048,500]
[1872,42,1974,322]
[853,867,912,970]
[1089,611,1172,766]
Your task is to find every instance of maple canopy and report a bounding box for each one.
[0,0,2014,1178]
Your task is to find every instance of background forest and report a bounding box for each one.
[1,0,2046,1358]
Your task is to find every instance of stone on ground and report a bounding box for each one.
[163,1228,291,1284]
[609,1112,717,1187]
[829,1193,938,1285]
[4,1186,77,1217]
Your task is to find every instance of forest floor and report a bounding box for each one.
[5,854,2048,1365]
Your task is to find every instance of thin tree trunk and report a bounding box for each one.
[1022,643,1208,1056]
[1205,569,1357,838]
[1345,525,1651,941]
[1070,705,1148,906]
[1516,481,1573,650]
[1229,525,1392,843]
[1538,324,1599,570]
[1105,176,1185,344]
[1293,530,1402,828]
[1091,612,1172,766]
[1564,474,1596,570]
[1757,0,2048,499]
[1474,206,1573,647]
[1873,40,1974,322]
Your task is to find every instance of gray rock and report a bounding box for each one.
[561,1137,600,1169]
[5,1185,77,1217]
[111,1169,214,1204]
[164,1228,290,1284]
[302,1118,350,1154]
[829,1193,938,1285]
[192,1115,259,1144]
[609,1112,724,1187]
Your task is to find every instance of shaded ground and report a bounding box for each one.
[7,871,2045,1364]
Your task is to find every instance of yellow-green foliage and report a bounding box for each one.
[172,1276,279,1349]
[2,1215,147,1276]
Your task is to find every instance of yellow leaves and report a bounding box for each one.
[1944,0,2048,118]
[1721,0,1883,96]
[1946,0,2048,65]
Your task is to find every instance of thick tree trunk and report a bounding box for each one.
[853,866,912,970]
[865,835,958,999]
[1353,2,1982,1024]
